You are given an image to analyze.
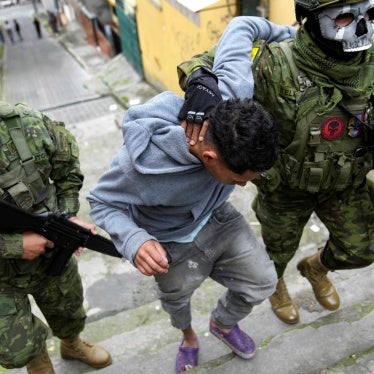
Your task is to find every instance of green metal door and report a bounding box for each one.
[115,1,144,77]
[240,0,260,15]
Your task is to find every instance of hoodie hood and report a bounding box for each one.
[122,91,200,175]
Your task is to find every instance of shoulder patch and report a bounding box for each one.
[347,113,364,138]
[251,47,260,61]
[321,117,345,140]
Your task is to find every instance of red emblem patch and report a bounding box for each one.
[321,117,345,140]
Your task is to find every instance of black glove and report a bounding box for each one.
[178,67,222,124]
[363,122,374,147]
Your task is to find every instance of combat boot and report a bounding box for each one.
[297,248,340,310]
[60,336,112,368]
[269,277,299,324]
[26,343,55,374]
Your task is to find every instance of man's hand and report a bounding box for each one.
[68,216,97,234]
[134,240,169,276]
[181,119,209,146]
[178,68,222,145]
[68,216,97,255]
[22,231,55,260]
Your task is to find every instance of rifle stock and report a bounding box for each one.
[0,199,122,275]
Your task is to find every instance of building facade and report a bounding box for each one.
[63,0,295,92]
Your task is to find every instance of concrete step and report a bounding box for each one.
[90,262,374,373]
[8,261,372,374]
[91,299,374,374]
[5,262,374,374]
[3,187,373,374]
[3,183,373,374]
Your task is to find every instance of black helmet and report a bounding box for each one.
[295,0,363,10]
[295,0,363,23]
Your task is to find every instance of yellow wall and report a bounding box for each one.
[136,0,238,94]
[136,0,295,93]
[269,0,296,25]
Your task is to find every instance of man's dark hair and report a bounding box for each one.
[205,98,279,173]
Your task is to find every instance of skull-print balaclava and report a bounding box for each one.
[317,0,374,52]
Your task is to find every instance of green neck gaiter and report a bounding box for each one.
[292,26,374,116]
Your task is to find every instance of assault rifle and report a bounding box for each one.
[0,199,122,276]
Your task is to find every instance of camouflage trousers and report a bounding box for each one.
[0,255,86,369]
[252,180,374,278]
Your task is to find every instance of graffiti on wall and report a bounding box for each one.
[173,10,232,60]
[206,12,232,42]
[174,28,202,59]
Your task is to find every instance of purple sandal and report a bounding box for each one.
[175,339,199,373]
[209,321,256,359]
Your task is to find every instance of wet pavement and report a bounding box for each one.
[2,4,97,110]
[1,3,374,374]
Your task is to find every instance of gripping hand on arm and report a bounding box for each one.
[178,16,297,145]
[178,67,222,145]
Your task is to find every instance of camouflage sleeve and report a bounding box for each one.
[177,47,216,91]
[43,115,84,214]
[0,233,23,259]
[252,41,298,146]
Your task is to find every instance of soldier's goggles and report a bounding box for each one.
[353,145,374,157]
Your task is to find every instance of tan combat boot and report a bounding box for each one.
[60,336,112,369]
[269,277,299,324]
[297,248,340,310]
[26,343,55,374]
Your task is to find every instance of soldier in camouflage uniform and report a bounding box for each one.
[0,101,112,372]
[177,1,374,325]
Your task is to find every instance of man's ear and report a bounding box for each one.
[201,149,219,165]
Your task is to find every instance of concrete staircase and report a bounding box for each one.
[6,249,374,374]
[77,263,374,374]
[3,178,374,374]
[2,15,374,373]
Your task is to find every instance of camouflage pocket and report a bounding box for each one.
[0,294,17,317]
[53,124,73,162]
[11,258,41,275]
[0,294,17,366]
[298,159,332,192]
[352,153,374,188]
[0,292,48,368]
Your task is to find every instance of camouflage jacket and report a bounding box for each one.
[178,18,374,193]
[0,101,83,259]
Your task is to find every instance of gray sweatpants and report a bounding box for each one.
[155,202,277,330]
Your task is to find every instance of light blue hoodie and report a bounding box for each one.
[87,17,296,264]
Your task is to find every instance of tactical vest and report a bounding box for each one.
[0,102,57,212]
[253,39,374,193]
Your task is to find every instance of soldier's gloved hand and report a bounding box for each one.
[178,68,222,145]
